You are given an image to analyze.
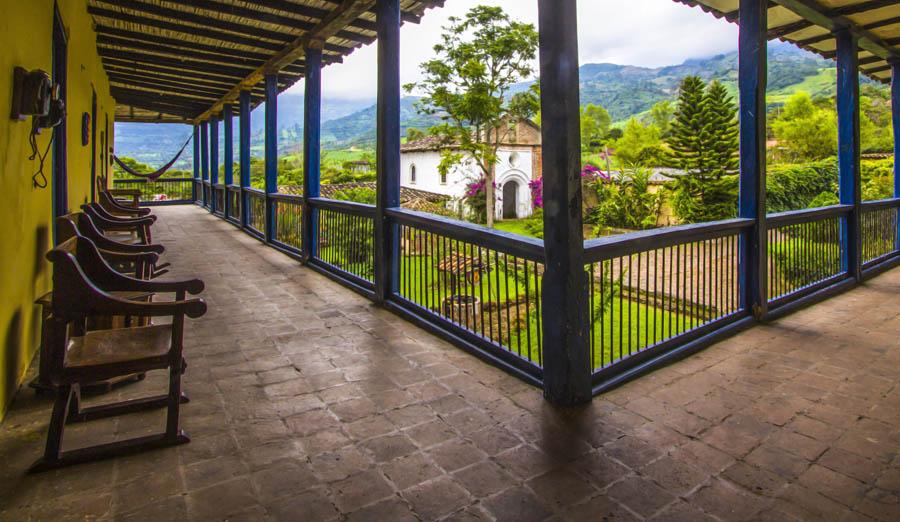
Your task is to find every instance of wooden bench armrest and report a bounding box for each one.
[88,291,206,319]
[98,249,160,266]
[90,267,204,296]
[92,236,165,255]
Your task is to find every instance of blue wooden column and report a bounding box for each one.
[892,61,899,250]
[265,73,279,243]
[537,0,590,405]
[836,29,862,281]
[374,0,401,303]
[192,124,200,203]
[223,104,234,219]
[738,0,768,318]
[302,44,323,262]
[239,90,251,229]
[210,116,219,213]
[200,121,209,208]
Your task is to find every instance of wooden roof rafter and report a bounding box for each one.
[674,0,899,83]
[92,0,444,123]
[192,0,381,123]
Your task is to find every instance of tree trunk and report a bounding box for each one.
[485,163,495,228]
[484,127,495,228]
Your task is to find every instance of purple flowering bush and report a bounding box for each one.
[528,178,543,209]
[462,178,489,224]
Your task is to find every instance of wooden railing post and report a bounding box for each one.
[302,44,323,262]
[223,104,234,219]
[374,0,401,304]
[537,0,591,405]
[836,29,862,281]
[738,0,768,318]
[210,116,219,214]
[200,121,209,208]
[239,90,251,229]
[265,73,279,243]
[192,124,200,203]
[892,61,899,251]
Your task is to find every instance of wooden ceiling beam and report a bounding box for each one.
[95,28,271,62]
[104,61,297,92]
[831,0,897,16]
[94,23,351,57]
[94,0,298,44]
[110,96,203,118]
[115,114,192,124]
[194,0,378,123]
[772,0,899,62]
[98,35,266,69]
[318,0,444,24]
[165,0,377,39]
[109,75,227,100]
[111,88,209,109]
[103,57,260,86]
[88,6,284,52]
[241,0,377,32]
[99,48,255,78]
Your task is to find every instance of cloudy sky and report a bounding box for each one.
[289,0,739,100]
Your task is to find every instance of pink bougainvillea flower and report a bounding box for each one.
[528,178,543,209]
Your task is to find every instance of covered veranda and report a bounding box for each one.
[1,0,899,519]
[1,204,899,520]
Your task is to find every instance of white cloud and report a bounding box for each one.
[291,0,739,100]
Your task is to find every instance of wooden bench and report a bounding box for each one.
[30,213,175,394]
[99,190,152,218]
[60,212,167,278]
[98,175,140,208]
[82,203,155,244]
[30,236,205,472]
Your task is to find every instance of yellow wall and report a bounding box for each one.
[0,0,114,419]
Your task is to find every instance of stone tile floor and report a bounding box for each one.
[1,205,898,521]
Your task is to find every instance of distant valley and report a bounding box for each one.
[115,43,862,168]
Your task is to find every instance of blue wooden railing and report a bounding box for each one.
[112,177,194,205]
[127,180,900,394]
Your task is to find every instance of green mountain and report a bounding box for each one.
[514,41,843,123]
[116,43,868,165]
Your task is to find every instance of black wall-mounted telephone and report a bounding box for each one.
[37,88,66,130]
[13,67,67,188]
[11,67,65,129]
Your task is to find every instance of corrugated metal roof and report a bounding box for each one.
[88,0,444,123]
[673,0,898,83]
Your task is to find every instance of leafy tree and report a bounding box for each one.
[590,167,664,230]
[702,81,739,173]
[771,91,837,161]
[614,118,662,167]
[332,186,377,204]
[668,76,739,223]
[765,159,837,212]
[406,5,539,228]
[859,86,894,153]
[648,100,675,138]
[581,103,611,153]
[406,127,427,142]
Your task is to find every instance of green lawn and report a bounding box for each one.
[308,220,700,371]
[494,219,538,238]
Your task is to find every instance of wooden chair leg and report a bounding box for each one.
[165,362,186,442]
[66,385,82,420]
[30,384,74,473]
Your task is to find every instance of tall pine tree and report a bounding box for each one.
[669,76,739,223]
